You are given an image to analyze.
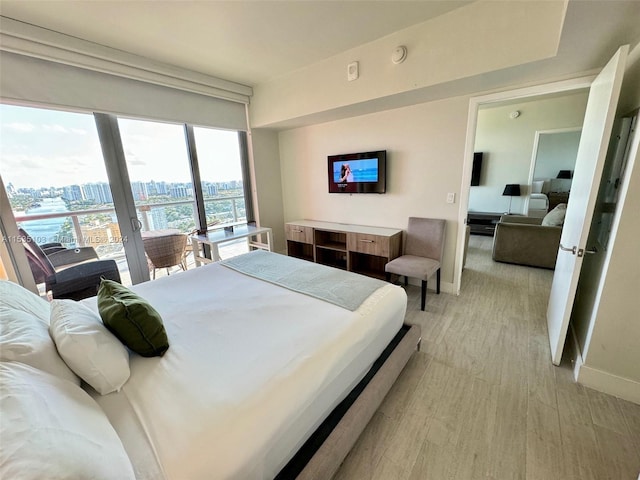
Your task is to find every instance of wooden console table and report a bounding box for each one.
[285,220,402,279]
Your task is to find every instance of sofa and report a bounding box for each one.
[492,215,562,269]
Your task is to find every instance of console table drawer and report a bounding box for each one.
[348,233,388,257]
[285,224,313,244]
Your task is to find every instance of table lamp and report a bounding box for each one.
[502,184,521,214]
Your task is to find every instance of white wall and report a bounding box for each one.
[470,92,588,214]
[251,1,566,128]
[278,95,470,292]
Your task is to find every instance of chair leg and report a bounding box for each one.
[436,268,441,294]
[405,276,409,287]
[421,280,427,311]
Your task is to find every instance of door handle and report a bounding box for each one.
[577,246,598,257]
[131,217,142,232]
[559,243,577,255]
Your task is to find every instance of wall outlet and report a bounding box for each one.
[347,62,359,81]
[447,192,456,204]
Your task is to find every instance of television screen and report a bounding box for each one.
[471,152,483,186]
[328,150,386,193]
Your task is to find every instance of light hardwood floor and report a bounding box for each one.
[333,234,640,480]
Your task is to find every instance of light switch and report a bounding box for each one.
[447,192,455,204]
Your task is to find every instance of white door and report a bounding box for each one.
[546,45,628,365]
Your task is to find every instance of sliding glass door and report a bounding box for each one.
[1,102,253,291]
[0,104,131,286]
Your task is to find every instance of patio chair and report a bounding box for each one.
[142,230,188,279]
[38,241,100,268]
[18,228,121,300]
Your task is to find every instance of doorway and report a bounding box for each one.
[456,46,629,367]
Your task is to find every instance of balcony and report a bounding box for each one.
[13,195,248,287]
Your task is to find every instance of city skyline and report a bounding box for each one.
[7,178,243,203]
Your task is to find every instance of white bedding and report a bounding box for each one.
[82,259,406,480]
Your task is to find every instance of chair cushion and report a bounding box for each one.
[385,255,440,281]
[49,299,130,395]
[97,279,169,357]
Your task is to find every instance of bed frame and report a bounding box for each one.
[276,323,421,480]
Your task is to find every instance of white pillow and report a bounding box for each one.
[542,203,567,226]
[0,280,50,322]
[0,362,136,480]
[50,299,130,395]
[532,180,544,194]
[0,306,79,385]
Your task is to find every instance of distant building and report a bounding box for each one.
[63,185,83,201]
[80,222,120,248]
[131,181,148,201]
[150,208,168,230]
[81,182,113,204]
[203,182,218,196]
[169,184,189,198]
[156,182,169,195]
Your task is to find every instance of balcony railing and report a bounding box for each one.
[14,195,246,253]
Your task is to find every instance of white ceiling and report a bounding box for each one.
[0,0,472,86]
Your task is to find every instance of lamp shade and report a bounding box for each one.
[502,184,521,196]
[557,170,573,179]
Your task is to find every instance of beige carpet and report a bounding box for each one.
[333,234,640,480]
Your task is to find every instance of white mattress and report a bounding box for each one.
[83,260,406,480]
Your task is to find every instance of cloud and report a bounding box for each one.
[42,124,70,133]
[70,128,88,135]
[4,122,36,133]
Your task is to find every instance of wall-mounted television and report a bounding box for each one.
[328,150,386,194]
[471,152,483,186]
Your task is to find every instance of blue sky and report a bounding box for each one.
[0,104,242,189]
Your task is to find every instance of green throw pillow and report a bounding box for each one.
[97,279,169,357]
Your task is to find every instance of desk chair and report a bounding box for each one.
[385,217,446,311]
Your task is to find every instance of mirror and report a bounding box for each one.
[528,128,581,216]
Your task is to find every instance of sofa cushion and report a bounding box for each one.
[541,204,567,226]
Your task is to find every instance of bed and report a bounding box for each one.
[0,250,419,480]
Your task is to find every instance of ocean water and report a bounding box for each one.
[18,198,69,244]
[333,167,379,182]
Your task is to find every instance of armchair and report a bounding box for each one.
[18,229,121,300]
[38,241,100,268]
[492,215,561,269]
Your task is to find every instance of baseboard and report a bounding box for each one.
[576,363,640,405]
